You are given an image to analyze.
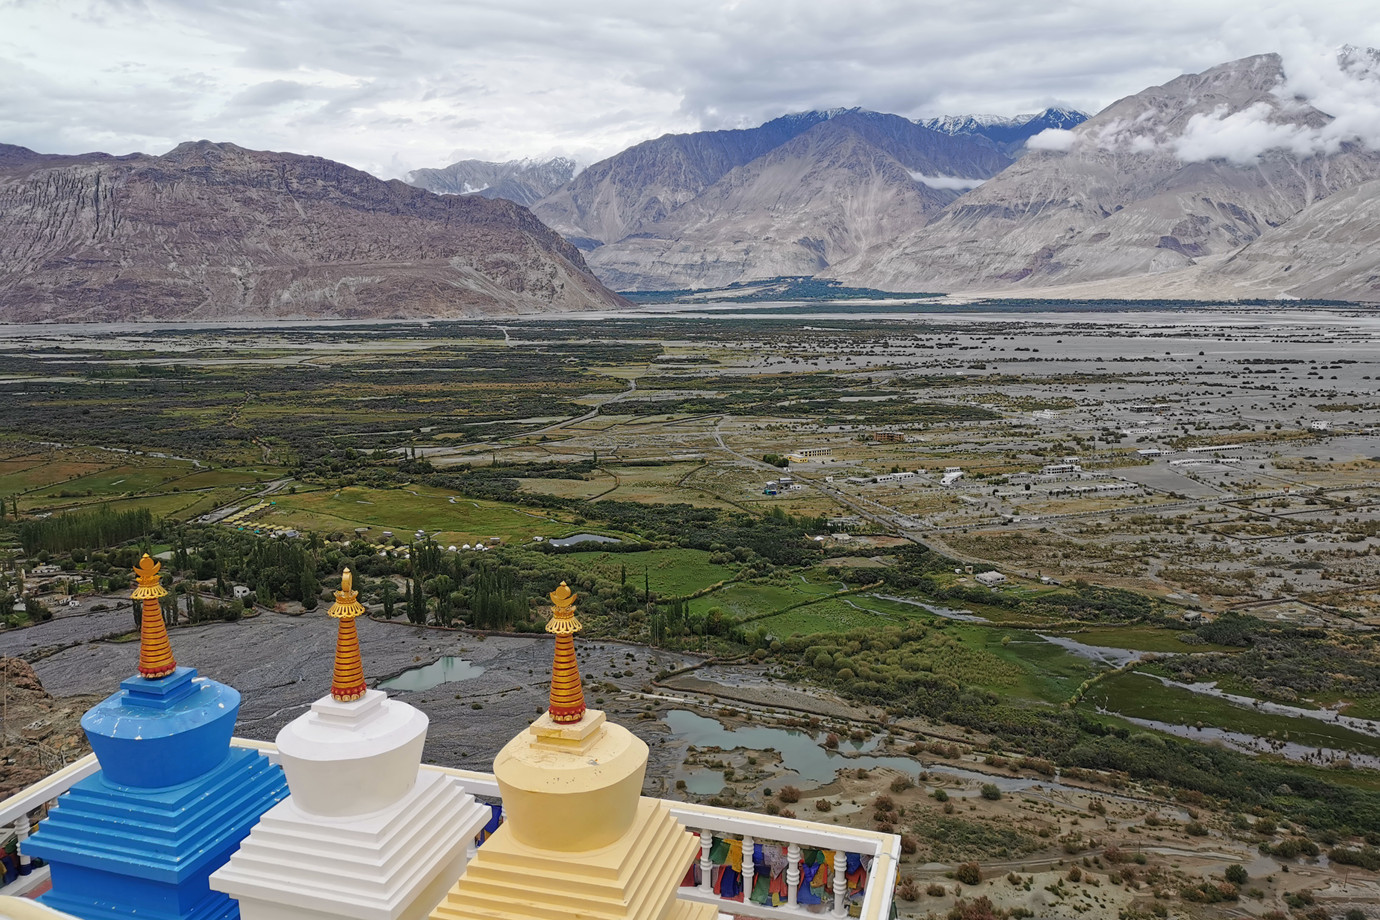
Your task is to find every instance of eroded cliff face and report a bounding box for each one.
[1201,177,1380,300]
[0,141,628,321]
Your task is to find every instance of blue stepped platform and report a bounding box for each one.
[24,668,288,920]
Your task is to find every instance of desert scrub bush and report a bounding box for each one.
[953,862,981,885]
[778,785,801,803]
[980,784,1002,800]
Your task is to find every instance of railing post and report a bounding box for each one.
[699,830,714,893]
[741,834,754,903]
[833,849,847,916]
[787,843,801,908]
[15,814,31,875]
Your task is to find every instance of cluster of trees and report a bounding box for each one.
[19,507,153,555]
[1158,618,1380,704]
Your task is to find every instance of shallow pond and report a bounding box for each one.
[666,709,1038,794]
[379,657,486,691]
[549,533,623,547]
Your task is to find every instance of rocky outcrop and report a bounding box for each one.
[0,657,95,799]
[406,157,576,206]
[0,142,628,321]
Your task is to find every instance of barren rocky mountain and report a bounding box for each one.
[532,111,841,248]
[839,53,1380,298]
[0,141,627,322]
[406,157,576,206]
[584,111,1013,291]
[1201,177,1380,300]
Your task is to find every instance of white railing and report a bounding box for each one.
[669,801,899,920]
[0,740,899,920]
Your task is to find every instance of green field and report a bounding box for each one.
[689,574,845,622]
[970,628,1100,704]
[176,468,283,489]
[264,485,577,543]
[36,464,194,497]
[561,548,739,596]
[1042,624,1237,654]
[1082,671,1380,759]
[0,459,112,494]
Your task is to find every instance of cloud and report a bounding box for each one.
[1169,47,1380,164]
[1173,102,1309,164]
[907,172,987,190]
[1026,128,1077,152]
[2,0,1379,177]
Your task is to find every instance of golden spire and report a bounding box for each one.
[546,582,585,723]
[131,554,176,679]
[328,568,368,702]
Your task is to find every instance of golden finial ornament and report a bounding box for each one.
[545,582,585,723]
[328,568,368,702]
[131,554,176,679]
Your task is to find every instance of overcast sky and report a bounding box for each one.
[3,0,1378,179]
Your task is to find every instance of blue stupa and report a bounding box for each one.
[24,555,288,920]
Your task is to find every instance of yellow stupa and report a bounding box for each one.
[429,584,714,920]
[131,554,175,679]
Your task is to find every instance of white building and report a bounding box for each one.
[975,571,1007,587]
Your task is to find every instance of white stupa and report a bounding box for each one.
[211,570,490,920]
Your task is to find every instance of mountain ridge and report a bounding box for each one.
[837,52,1380,300]
[0,140,628,321]
[406,156,576,205]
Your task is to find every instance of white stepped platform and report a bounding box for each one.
[212,768,490,920]
[212,689,490,920]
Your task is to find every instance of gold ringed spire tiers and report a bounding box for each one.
[328,567,368,702]
[545,581,585,723]
[132,553,175,679]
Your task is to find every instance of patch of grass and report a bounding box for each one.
[0,460,111,493]
[688,581,816,620]
[1048,624,1236,654]
[265,484,574,543]
[908,813,1040,861]
[562,548,739,597]
[1082,671,1380,759]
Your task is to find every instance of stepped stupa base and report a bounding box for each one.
[429,797,714,920]
[212,769,489,920]
[210,683,489,920]
[26,747,287,920]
